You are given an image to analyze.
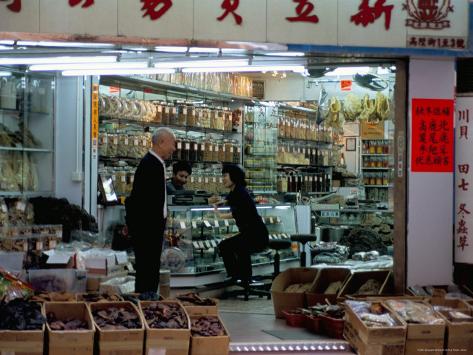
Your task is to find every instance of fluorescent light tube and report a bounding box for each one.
[0,71,11,77]
[155,46,188,53]
[265,52,305,57]
[30,61,148,71]
[189,47,221,53]
[155,58,248,69]
[62,68,175,76]
[0,40,14,45]
[325,66,370,76]
[182,65,306,73]
[0,56,117,65]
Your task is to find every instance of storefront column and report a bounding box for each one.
[407,58,455,286]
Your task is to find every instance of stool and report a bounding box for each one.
[290,234,317,267]
[268,239,292,277]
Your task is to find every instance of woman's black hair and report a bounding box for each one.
[222,164,247,187]
[173,161,192,175]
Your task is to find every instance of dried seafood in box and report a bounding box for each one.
[191,316,225,336]
[346,300,397,327]
[47,312,88,330]
[0,299,45,330]
[92,306,141,330]
[386,300,445,325]
[354,279,381,295]
[142,302,188,329]
[176,292,216,306]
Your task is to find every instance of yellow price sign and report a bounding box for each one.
[91,84,99,140]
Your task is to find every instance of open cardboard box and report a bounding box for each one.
[139,300,191,355]
[89,301,144,355]
[270,267,318,318]
[45,301,94,355]
[190,315,229,355]
[338,269,391,298]
[437,308,473,352]
[306,267,350,306]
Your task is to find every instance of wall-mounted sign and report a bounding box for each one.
[411,98,454,173]
[455,96,473,263]
[0,0,468,49]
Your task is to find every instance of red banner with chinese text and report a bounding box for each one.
[411,98,454,172]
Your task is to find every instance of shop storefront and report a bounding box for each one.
[0,0,471,353]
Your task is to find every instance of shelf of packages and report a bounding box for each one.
[100,75,256,103]
[0,147,53,153]
[99,117,237,136]
[278,136,333,145]
[99,156,239,166]
[363,185,393,188]
[361,167,393,170]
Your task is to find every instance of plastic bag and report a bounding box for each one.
[0,268,33,302]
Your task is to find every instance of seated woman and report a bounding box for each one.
[215,164,269,285]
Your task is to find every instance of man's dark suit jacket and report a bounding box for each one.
[125,152,166,241]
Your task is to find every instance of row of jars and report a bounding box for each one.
[172,137,240,163]
[363,172,391,186]
[277,172,332,193]
[99,95,237,131]
[277,145,332,166]
[278,117,332,143]
[99,168,135,196]
[99,131,152,159]
[362,139,392,155]
[366,187,389,202]
[362,156,392,168]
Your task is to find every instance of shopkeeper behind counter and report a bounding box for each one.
[166,161,192,194]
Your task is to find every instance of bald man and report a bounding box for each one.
[125,127,176,293]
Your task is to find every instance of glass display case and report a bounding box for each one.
[161,204,299,275]
[0,69,55,195]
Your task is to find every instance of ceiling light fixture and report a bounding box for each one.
[182,65,306,73]
[265,52,305,57]
[188,47,221,54]
[0,71,11,77]
[29,61,148,71]
[61,68,176,76]
[155,58,248,69]
[155,46,188,53]
[0,55,117,65]
[324,66,371,76]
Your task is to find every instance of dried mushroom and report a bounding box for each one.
[0,299,45,330]
[176,292,216,306]
[47,312,88,330]
[92,306,141,330]
[142,302,188,329]
[191,316,225,337]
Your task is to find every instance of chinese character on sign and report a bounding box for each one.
[69,0,94,8]
[403,0,453,29]
[217,0,242,25]
[458,109,470,123]
[458,178,469,191]
[458,234,469,251]
[1,0,20,12]
[457,219,468,234]
[351,0,394,30]
[460,126,468,140]
[458,203,471,216]
[286,0,319,23]
[458,164,470,174]
[141,0,173,21]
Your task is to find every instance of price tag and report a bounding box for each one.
[165,107,169,114]
[121,176,126,183]
[222,145,226,152]
[23,243,28,252]
[219,177,223,183]
[56,229,63,238]
[198,177,202,183]
[320,211,340,218]
[269,217,274,224]
[124,138,129,145]
[113,137,118,145]
[204,220,211,228]
[209,145,213,152]
[282,146,285,152]
[180,221,186,229]
[177,142,182,149]
[199,110,203,118]
[1,204,7,213]
[158,105,163,113]
[230,146,234,153]
[185,143,190,150]
[237,147,241,153]
[134,139,139,146]
[49,240,57,249]
[224,219,229,227]
[214,220,219,228]
[192,221,197,229]
[303,148,306,154]
[17,201,26,212]
[194,143,198,150]
[191,109,195,116]
[103,136,108,144]
[183,108,188,115]
[36,241,43,251]
[142,139,147,146]
[276,217,281,223]
[130,176,134,183]
[205,177,209,183]
[200,144,205,151]
[172,107,177,114]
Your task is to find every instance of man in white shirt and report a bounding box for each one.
[125,127,176,293]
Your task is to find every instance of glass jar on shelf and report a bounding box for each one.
[370,173,377,186]
[174,136,182,160]
[233,144,241,163]
[202,106,211,129]
[162,102,169,125]
[376,172,383,186]
[369,141,376,154]
[212,139,219,162]
[187,104,196,128]
[176,102,186,126]
[168,102,177,126]
[153,102,163,124]
[377,141,384,154]
[224,108,232,132]
[182,137,190,161]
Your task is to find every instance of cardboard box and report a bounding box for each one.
[0,302,44,355]
[344,301,406,355]
[306,267,350,306]
[270,267,318,318]
[181,300,219,317]
[139,300,191,355]
[338,270,391,298]
[99,276,135,294]
[190,315,229,355]
[89,301,144,355]
[45,302,94,355]
[429,297,470,310]
[437,309,473,353]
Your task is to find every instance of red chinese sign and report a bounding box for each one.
[351,0,394,30]
[69,0,94,8]
[2,0,21,12]
[286,0,319,23]
[217,0,242,25]
[141,0,173,21]
[411,98,454,172]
